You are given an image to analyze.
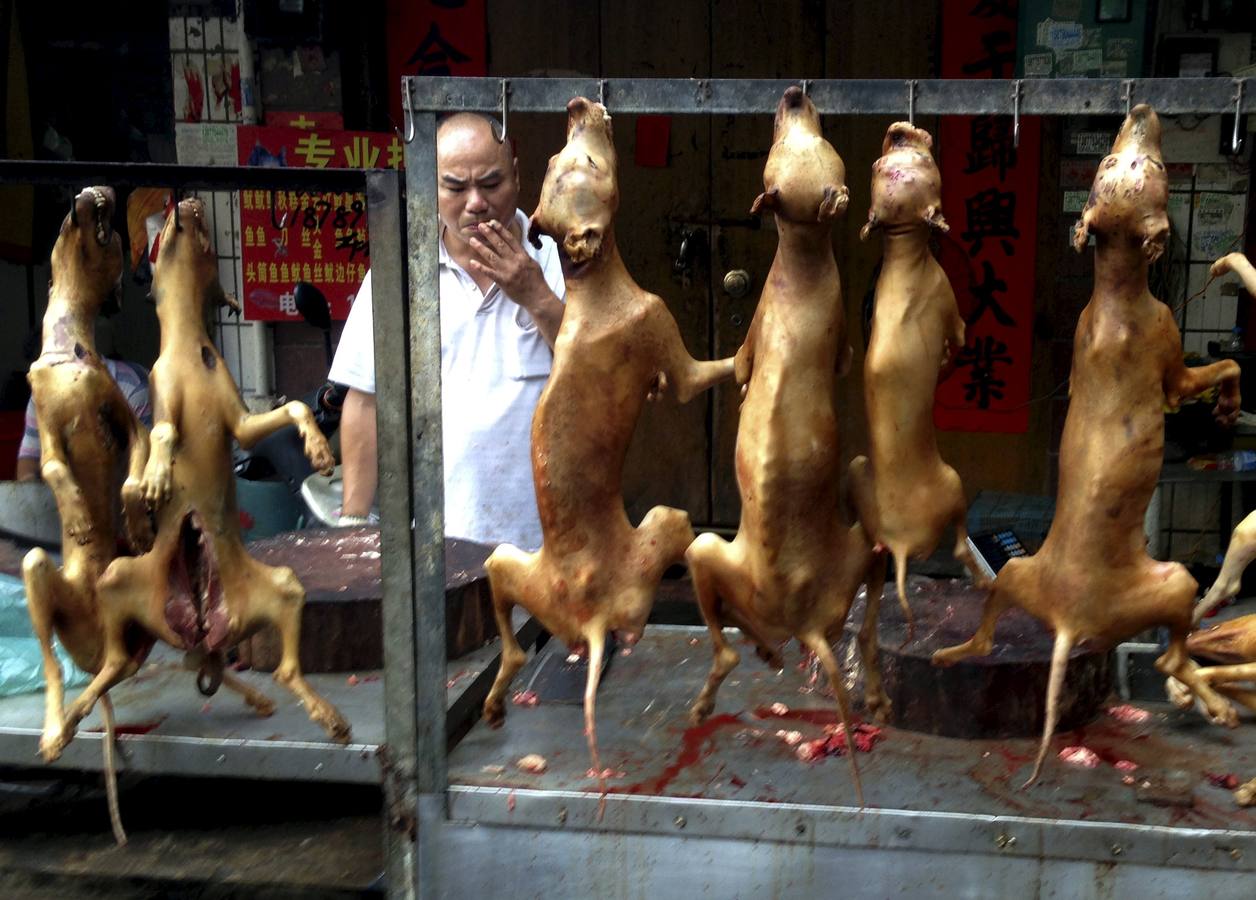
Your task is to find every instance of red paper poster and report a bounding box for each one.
[237,126,404,321]
[934,0,1039,434]
[385,0,487,132]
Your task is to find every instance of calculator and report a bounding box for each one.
[965,528,1030,581]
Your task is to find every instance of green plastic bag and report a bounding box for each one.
[0,573,90,697]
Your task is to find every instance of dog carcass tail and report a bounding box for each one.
[101,694,127,846]
[1023,630,1073,789]
[584,629,606,780]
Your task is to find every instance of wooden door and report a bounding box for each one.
[487,0,991,532]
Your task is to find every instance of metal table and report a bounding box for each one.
[0,629,524,786]
[438,626,1256,895]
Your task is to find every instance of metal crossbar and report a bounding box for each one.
[404,75,1255,117]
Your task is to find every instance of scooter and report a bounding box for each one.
[232,283,348,528]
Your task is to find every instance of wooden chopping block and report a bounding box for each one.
[237,527,495,673]
[841,577,1113,738]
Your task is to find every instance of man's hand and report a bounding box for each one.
[1211,252,1249,279]
[469,220,549,308]
[468,219,565,349]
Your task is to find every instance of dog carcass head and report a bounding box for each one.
[528,96,618,270]
[1186,614,1256,665]
[52,186,124,313]
[861,122,947,240]
[751,86,848,225]
[1072,104,1169,261]
[153,197,239,316]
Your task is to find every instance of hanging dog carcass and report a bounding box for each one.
[23,186,152,843]
[849,122,990,719]
[480,97,734,782]
[933,105,1242,785]
[685,86,880,805]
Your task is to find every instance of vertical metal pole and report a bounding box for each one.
[384,75,446,898]
[368,166,418,897]
[402,105,447,794]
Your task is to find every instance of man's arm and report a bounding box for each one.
[1213,253,1256,296]
[467,219,564,349]
[339,388,378,519]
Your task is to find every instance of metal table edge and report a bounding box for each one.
[444,784,1256,874]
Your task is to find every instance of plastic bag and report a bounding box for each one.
[0,573,90,697]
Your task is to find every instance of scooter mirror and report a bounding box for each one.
[294,282,332,331]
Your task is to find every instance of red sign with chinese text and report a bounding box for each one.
[934,0,1039,434]
[385,0,487,134]
[237,126,404,321]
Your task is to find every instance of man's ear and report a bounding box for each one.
[750,187,780,217]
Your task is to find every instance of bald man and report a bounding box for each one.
[329,113,565,548]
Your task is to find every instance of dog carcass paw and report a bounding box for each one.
[39,724,74,763]
[63,510,95,545]
[316,706,352,743]
[121,484,154,551]
[301,429,335,475]
[1164,676,1193,710]
[140,462,173,507]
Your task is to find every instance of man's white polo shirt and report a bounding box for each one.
[329,208,564,550]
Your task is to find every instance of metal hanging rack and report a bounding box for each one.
[384,76,1256,898]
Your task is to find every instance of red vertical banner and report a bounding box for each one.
[934,1,1039,434]
[386,0,488,132]
[237,126,404,321]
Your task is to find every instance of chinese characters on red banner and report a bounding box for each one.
[237,126,404,321]
[934,0,1039,434]
[385,0,487,134]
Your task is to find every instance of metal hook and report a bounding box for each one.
[598,78,608,108]
[1121,79,1134,118]
[1011,79,1022,149]
[1233,79,1246,155]
[402,82,415,143]
[499,78,510,144]
[907,79,918,125]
